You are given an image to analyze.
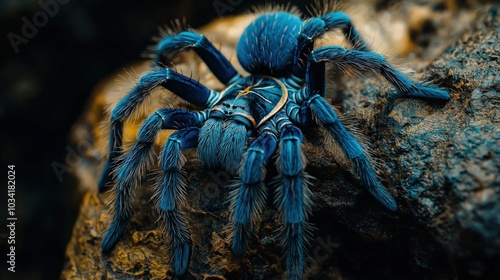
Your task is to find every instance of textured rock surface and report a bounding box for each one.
[62,4,499,280]
[329,5,500,279]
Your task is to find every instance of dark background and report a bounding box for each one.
[0,0,311,279]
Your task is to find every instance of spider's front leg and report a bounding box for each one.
[294,11,371,77]
[155,31,241,85]
[98,68,218,192]
[306,46,450,100]
[101,108,205,252]
[289,43,450,210]
[230,122,277,255]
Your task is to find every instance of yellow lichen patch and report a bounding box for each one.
[206,231,241,273]
[210,231,228,254]
[202,275,227,280]
[388,105,409,127]
[61,192,107,279]
[131,230,158,245]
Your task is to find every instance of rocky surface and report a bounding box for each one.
[62,4,499,280]
[329,5,500,279]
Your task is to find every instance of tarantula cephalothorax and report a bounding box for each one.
[98,7,449,280]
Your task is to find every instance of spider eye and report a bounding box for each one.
[222,102,229,107]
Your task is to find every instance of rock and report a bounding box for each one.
[62,5,499,280]
[336,5,500,279]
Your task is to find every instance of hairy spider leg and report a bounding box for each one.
[275,113,313,280]
[98,68,219,192]
[155,31,241,85]
[101,109,206,252]
[295,45,448,211]
[157,127,200,276]
[230,122,278,256]
[294,11,371,77]
[307,46,450,100]
[307,95,397,211]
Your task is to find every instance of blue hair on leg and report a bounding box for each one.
[155,31,240,85]
[115,117,161,181]
[294,11,371,77]
[321,12,371,51]
[156,31,203,65]
[352,154,397,211]
[376,60,450,99]
[231,223,251,257]
[101,173,135,252]
[102,114,164,251]
[298,12,371,54]
[161,211,191,275]
[219,121,248,174]
[275,125,310,280]
[98,69,215,191]
[98,122,123,192]
[278,126,305,223]
[102,164,134,252]
[98,89,143,192]
[308,46,450,100]
[308,95,397,211]
[157,68,214,107]
[285,223,304,280]
[101,205,131,252]
[158,127,198,210]
[326,122,396,211]
[157,127,199,276]
[102,109,201,251]
[231,133,277,256]
[116,108,201,191]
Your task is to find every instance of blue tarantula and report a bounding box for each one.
[98,8,449,280]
